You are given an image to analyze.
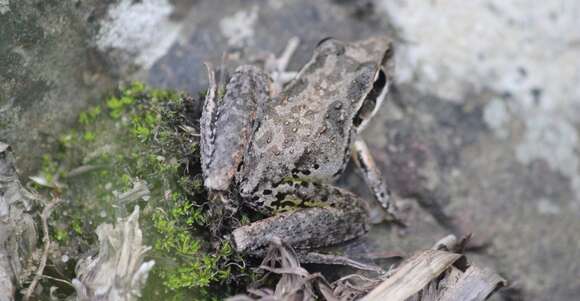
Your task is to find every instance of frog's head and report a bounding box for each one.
[315,36,395,133]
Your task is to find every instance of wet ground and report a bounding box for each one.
[2,0,580,300]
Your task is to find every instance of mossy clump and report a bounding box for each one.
[31,82,248,300]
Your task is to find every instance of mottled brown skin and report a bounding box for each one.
[200,37,394,256]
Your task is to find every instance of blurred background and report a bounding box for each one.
[1,0,579,300]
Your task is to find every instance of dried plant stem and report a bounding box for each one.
[23,197,62,301]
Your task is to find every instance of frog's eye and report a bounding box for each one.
[353,68,388,131]
[316,37,345,56]
[316,37,335,47]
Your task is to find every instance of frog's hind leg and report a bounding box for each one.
[200,64,273,191]
[231,183,371,261]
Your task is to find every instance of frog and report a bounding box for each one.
[200,36,396,263]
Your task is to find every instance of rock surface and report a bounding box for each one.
[1,0,579,300]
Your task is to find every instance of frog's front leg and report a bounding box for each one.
[231,183,372,262]
[351,138,399,223]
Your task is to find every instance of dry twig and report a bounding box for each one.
[229,235,505,301]
[23,197,63,301]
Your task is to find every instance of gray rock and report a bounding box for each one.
[3,0,579,299]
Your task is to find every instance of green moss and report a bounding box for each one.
[71,218,83,235]
[58,131,77,149]
[157,240,230,290]
[40,154,58,183]
[150,191,235,291]
[54,227,70,244]
[125,81,146,97]
[78,106,101,125]
[82,130,96,142]
[32,81,246,299]
[106,95,135,119]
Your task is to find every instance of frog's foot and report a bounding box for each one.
[351,138,403,225]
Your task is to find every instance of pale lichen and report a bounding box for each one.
[0,0,9,15]
[219,7,259,47]
[483,98,510,140]
[516,114,580,198]
[380,0,580,112]
[96,0,181,68]
[73,206,155,301]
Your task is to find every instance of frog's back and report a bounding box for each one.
[239,90,352,196]
[238,38,383,198]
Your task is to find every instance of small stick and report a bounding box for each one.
[432,234,458,251]
[276,36,300,72]
[23,197,63,301]
[39,275,73,287]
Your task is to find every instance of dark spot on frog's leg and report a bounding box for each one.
[275,193,285,202]
[281,199,301,207]
[313,163,320,169]
[302,169,311,175]
[263,189,272,195]
[272,192,289,208]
